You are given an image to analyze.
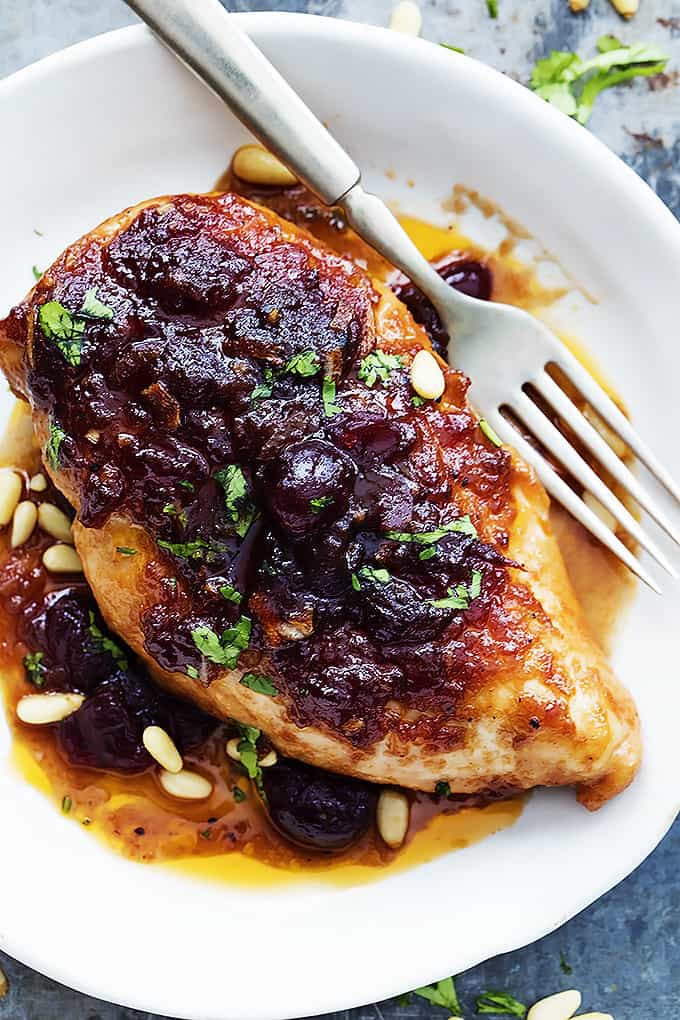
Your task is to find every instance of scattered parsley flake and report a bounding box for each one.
[45,420,66,470]
[251,366,275,402]
[219,584,242,605]
[413,977,462,1015]
[559,951,573,975]
[476,990,527,1016]
[310,495,334,513]
[530,39,669,126]
[434,780,451,798]
[215,465,258,539]
[240,672,278,696]
[233,722,266,796]
[232,786,246,802]
[186,665,200,679]
[199,828,212,839]
[441,43,465,54]
[479,419,503,447]
[115,546,137,556]
[32,265,42,282]
[361,566,391,585]
[386,516,477,545]
[419,546,437,562]
[322,376,341,417]
[178,480,195,492]
[61,795,72,814]
[351,572,361,592]
[39,301,84,366]
[284,349,320,377]
[87,611,128,670]
[429,569,483,611]
[358,349,403,388]
[191,615,251,670]
[158,537,212,560]
[80,287,114,320]
[487,0,498,17]
[411,394,426,407]
[24,651,46,687]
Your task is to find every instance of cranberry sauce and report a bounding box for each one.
[4,191,519,750]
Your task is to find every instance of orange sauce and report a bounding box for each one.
[0,204,634,886]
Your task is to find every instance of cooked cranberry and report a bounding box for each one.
[261,757,375,851]
[392,255,492,356]
[265,438,356,537]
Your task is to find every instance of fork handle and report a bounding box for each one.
[124,0,360,205]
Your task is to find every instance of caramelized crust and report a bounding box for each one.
[0,192,640,806]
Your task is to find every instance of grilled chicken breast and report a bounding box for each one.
[0,192,640,809]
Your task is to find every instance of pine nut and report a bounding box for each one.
[0,469,23,527]
[410,349,445,400]
[528,990,582,1020]
[259,749,278,768]
[568,0,590,10]
[143,725,183,774]
[226,737,241,762]
[389,0,422,35]
[609,0,638,16]
[38,502,73,543]
[42,543,83,574]
[11,501,38,548]
[377,789,410,848]
[29,472,48,492]
[17,692,84,725]
[159,768,212,800]
[233,145,297,187]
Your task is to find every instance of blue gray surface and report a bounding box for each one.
[0,1,679,1017]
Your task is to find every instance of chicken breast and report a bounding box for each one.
[0,192,640,809]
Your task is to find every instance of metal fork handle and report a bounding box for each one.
[124,0,471,337]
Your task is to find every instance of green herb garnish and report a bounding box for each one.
[310,495,334,513]
[284,350,320,377]
[486,0,498,17]
[158,538,213,560]
[351,566,391,591]
[232,786,246,803]
[234,722,265,796]
[560,951,573,975]
[23,651,46,687]
[87,611,128,669]
[178,480,195,492]
[441,43,465,54]
[215,465,258,539]
[434,780,451,798]
[411,394,426,407]
[429,568,483,611]
[38,302,85,366]
[419,546,437,561]
[186,665,200,679]
[322,376,341,418]
[386,516,477,545]
[45,420,66,470]
[219,584,242,605]
[413,976,462,1015]
[32,265,42,282]
[80,287,114,320]
[240,672,278,696]
[61,795,72,814]
[358,349,403,388]
[251,366,275,402]
[116,546,137,556]
[479,419,503,447]
[530,37,669,126]
[476,990,527,1016]
[191,615,251,669]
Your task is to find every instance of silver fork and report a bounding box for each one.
[126,0,680,593]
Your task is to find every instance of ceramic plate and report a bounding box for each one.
[0,14,679,1020]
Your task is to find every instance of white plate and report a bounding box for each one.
[1,14,679,1020]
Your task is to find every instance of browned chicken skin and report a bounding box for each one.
[0,192,640,807]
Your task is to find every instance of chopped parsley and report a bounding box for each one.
[434,780,451,798]
[429,569,483,611]
[560,951,573,976]
[322,376,341,418]
[441,43,465,54]
[530,37,669,126]
[215,465,258,539]
[251,366,275,401]
[411,394,426,407]
[234,722,266,796]
[186,665,200,679]
[45,420,66,470]
[116,546,137,556]
[413,977,462,1015]
[38,301,85,366]
[479,418,503,448]
[232,786,246,803]
[386,516,477,545]
[80,287,114,321]
[23,651,46,687]
[158,537,214,560]
[476,990,527,1016]
[179,480,195,492]
[61,795,72,814]
[419,546,437,562]
[240,672,278,696]
[357,349,403,388]
[191,615,251,669]
[219,584,242,605]
[32,265,42,282]
[486,0,498,16]
[310,495,334,513]
[284,349,320,377]
[163,502,187,527]
[351,566,391,591]
[87,611,128,670]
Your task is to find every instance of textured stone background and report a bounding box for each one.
[0,1,678,1018]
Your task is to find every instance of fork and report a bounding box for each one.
[125,0,680,593]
